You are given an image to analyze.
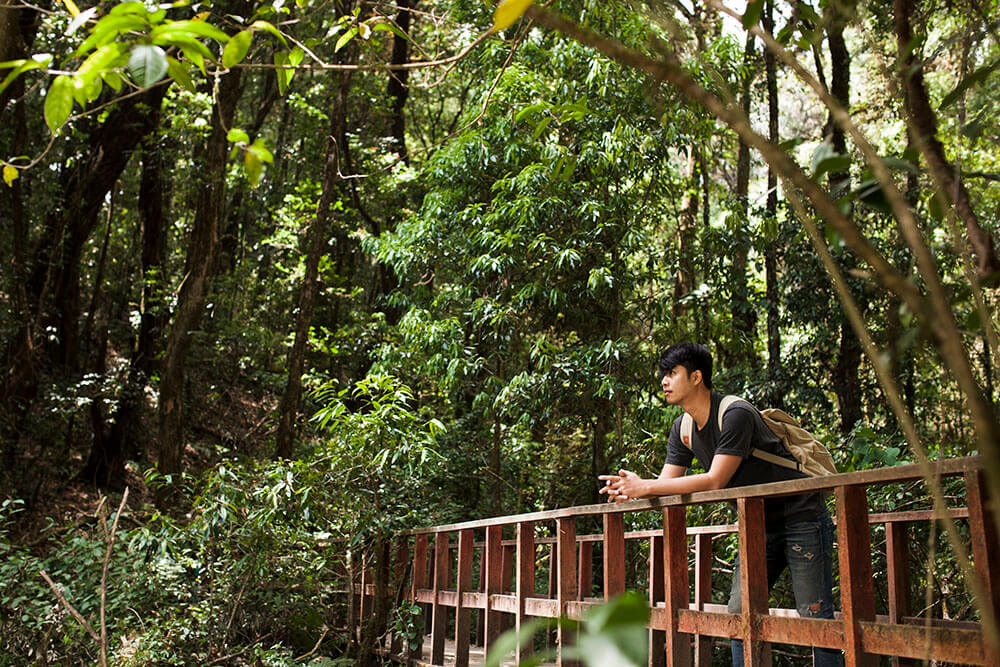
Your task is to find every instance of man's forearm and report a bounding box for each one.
[634,472,724,498]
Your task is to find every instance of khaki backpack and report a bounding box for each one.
[679,395,838,478]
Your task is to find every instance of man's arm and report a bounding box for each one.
[599,454,743,501]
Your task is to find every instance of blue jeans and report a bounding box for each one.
[727,512,843,666]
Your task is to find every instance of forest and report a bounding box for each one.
[1,0,999,662]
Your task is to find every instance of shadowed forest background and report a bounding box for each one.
[1,0,999,663]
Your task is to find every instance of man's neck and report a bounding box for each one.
[682,389,713,430]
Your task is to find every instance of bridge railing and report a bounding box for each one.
[357,456,997,666]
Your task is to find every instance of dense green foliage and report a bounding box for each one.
[1,0,998,662]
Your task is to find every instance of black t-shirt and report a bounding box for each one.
[664,392,823,527]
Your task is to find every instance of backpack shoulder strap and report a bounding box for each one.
[680,413,693,449]
[717,394,744,430]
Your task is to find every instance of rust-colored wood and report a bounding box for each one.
[837,484,877,667]
[557,517,579,667]
[737,497,769,667]
[484,525,504,656]
[501,542,515,632]
[516,521,535,665]
[455,529,474,667]
[663,506,691,667]
[885,521,916,667]
[578,541,593,600]
[649,535,665,667]
[693,533,713,666]
[603,512,625,599]
[967,469,1000,666]
[870,508,969,524]
[403,457,981,535]
[757,615,844,649]
[858,620,986,664]
[432,532,450,665]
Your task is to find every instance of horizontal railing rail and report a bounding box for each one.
[355,455,997,666]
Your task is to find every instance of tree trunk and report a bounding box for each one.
[894,0,1000,283]
[274,2,357,459]
[673,147,698,320]
[763,0,783,409]
[158,53,246,480]
[729,33,759,368]
[386,0,415,163]
[2,85,167,447]
[826,18,864,434]
[90,103,170,482]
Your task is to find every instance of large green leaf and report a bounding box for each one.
[44,74,74,132]
[128,44,168,87]
[222,29,253,68]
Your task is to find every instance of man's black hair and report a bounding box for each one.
[658,342,713,390]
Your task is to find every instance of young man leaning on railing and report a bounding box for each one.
[599,341,843,667]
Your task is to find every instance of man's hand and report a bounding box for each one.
[598,470,646,502]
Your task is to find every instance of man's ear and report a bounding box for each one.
[690,369,703,387]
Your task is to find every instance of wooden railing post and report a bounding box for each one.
[693,533,713,666]
[885,520,915,667]
[431,532,450,665]
[649,534,665,667]
[603,513,625,598]
[837,484,877,667]
[663,506,691,667]
[517,521,535,665]
[557,517,579,667]
[455,528,475,667]
[484,525,504,655]
[410,534,428,662]
[736,498,768,667]
[502,542,515,632]
[967,469,1000,665]
[578,541,593,600]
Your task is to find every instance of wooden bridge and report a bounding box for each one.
[352,456,998,666]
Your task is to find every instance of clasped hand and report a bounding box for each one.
[597,469,642,503]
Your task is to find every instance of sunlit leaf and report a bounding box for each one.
[44,74,74,132]
[227,128,250,144]
[335,26,358,52]
[492,0,533,32]
[128,44,168,87]
[250,19,288,46]
[222,29,253,68]
[61,0,81,19]
[166,56,195,92]
[3,165,18,187]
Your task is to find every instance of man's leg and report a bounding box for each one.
[784,512,843,667]
[728,529,786,666]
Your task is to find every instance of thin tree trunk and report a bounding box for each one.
[673,147,698,320]
[826,17,863,434]
[729,33,758,368]
[158,53,246,481]
[763,0,783,409]
[386,0,415,163]
[274,2,357,459]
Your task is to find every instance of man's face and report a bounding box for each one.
[660,365,698,405]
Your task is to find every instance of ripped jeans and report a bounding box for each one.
[728,511,843,666]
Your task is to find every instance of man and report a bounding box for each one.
[599,342,842,666]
